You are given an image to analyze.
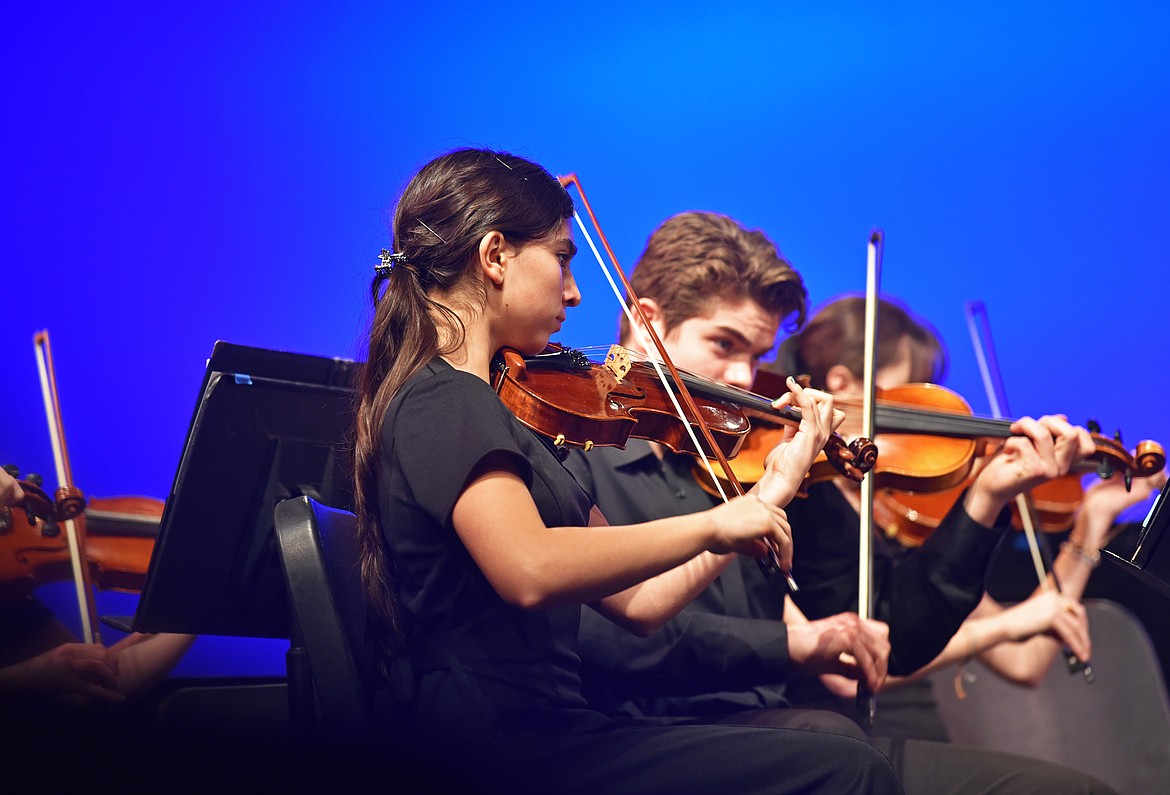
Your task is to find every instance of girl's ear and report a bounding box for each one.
[478,230,508,287]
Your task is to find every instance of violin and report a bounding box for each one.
[77,495,160,590]
[711,378,1163,497]
[1,468,159,600]
[713,373,1164,553]
[85,495,165,539]
[693,416,861,498]
[491,343,877,482]
[834,383,1163,490]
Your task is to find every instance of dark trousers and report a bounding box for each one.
[713,707,1116,795]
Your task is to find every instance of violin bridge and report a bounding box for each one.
[604,346,631,383]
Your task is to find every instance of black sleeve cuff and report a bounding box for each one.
[880,491,1009,675]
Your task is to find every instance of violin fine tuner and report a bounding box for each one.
[552,434,595,451]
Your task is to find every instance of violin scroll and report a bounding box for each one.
[1076,428,1165,488]
[830,435,879,483]
[1126,440,1165,486]
[1,464,86,532]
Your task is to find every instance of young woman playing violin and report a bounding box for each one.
[350,149,902,794]
[568,216,1118,795]
[780,297,1164,712]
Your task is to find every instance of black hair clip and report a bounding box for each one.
[376,249,409,276]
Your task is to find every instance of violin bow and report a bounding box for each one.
[34,330,101,644]
[964,301,1094,682]
[855,229,884,728]
[557,173,795,590]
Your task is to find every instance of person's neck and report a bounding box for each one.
[436,308,495,383]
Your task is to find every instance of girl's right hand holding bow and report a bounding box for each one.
[704,493,792,570]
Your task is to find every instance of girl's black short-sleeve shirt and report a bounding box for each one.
[378,357,594,719]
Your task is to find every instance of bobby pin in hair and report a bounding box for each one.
[494,154,528,181]
[418,219,447,244]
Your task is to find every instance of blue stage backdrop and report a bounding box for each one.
[3,3,1167,677]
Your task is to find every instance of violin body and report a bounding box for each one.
[493,345,749,458]
[713,383,980,496]
[850,383,982,492]
[85,495,165,539]
[0,489,160,599]
[875,475,1084,547]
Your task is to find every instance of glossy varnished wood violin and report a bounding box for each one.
[491,343,877,482]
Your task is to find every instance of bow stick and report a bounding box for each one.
[557,173,795,590]
[965,301,1094,682]
[34,329,101,644]
[855,229,884,727]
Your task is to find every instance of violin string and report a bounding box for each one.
[576,346,803,424]
[833,393,1149,479]
[833,394,1015,436]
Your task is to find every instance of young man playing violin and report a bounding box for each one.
[566,211,1119,794]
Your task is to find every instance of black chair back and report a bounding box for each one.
[274,495,372,741]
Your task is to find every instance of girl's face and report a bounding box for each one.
[497,220,580,354]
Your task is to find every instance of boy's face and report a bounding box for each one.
[657,297,782,390]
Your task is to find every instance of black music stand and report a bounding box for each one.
[128,340,358,639]
[1103,482,1170,599]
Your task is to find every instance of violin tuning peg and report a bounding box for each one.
[1114,428,1124,445]
[3,464,18,478]
[27,473,44,487]
[1087,419,1101,435]
[1096,459,1114,481]
[1125,472,1133,492]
